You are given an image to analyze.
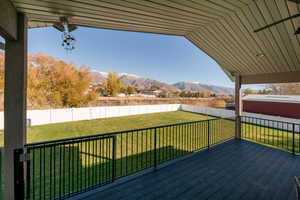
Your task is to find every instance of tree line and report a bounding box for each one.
[0,53,97,108]
[178,90,215,98]
[94,72,139,97]
[1,52,300,109]
[244,83,300,96]
[0,53,141,108]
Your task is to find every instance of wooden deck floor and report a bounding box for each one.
[76,140,300,200]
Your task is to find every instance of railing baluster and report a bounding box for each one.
[52,146,55,199]
[120,133,123,177]
[26,148,31,199]
[145,130,147,168]
[131,132,133,174]
[293,123,295,155]
[92,140,95,187]
[112,136,117,181]
[208,120,210,150]
[154,128,157,169]
[49,147,52,199]
[68,143,71,196]
[126,133,128,175]
[39,147,42,200]
[20,117,264,199]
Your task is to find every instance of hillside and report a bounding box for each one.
[91,71,179,92]
[173,82,234,95]
[91,71,233,94]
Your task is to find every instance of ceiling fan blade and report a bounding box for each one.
[254,13,300,33]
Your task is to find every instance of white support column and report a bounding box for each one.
[235,73,242,139]
[4,13,27,200]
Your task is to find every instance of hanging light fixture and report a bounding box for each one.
[53,17,77,51]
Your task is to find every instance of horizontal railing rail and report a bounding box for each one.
[241,116,300,155]
[24,118,221,148]
[18,118,234,200]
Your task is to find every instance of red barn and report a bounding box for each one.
[243,95,300,119]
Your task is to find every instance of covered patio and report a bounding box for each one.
[1,0,300,199]
[75,140,300,200]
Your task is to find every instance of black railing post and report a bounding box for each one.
[208,120,210,150]
[14,148,25,200]
[112,136,117,181]
[293,123,295,155]
[25,148,30,199]
[154,128,157,169]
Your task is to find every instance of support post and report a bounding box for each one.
[235,73,242,139]
[4,13,28,200]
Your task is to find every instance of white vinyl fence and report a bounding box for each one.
[181,104,235,118]
[0,104,181,129]
[0,104,299,130]
[180,104,300,131]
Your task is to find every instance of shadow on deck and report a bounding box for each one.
[74,139,300,200]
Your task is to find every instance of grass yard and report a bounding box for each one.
[0,111,213,146]
[23,113,234,199]
[1,111,218,199]
[0,110,298,199]
[242,122,300,154]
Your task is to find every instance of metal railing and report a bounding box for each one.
[0,148,3,200]
[14,118,234,199]
[241,116,300,154]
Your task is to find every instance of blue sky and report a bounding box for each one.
[27,27,236,87]
[1,27,264,89]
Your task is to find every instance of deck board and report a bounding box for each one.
[80,140,300,200]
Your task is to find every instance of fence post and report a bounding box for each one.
[208,120,210,150]
[154,128,157,169]
[112,136,117,181]
[293,123,295,155]
[14,148,25,200]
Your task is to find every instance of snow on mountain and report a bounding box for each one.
[91,71,233,94]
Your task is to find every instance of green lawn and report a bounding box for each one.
[1,111,222,199]
[1,111,297,199]
[241,122,300,154]
[0,111,213,147]
[23,113,234,199]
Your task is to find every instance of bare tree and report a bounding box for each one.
[266,83,300,95]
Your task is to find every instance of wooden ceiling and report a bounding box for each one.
[10,0,300,82]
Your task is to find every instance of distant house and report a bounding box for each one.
[139,89,163,97]
[117,93,126,97]
[243,95,300,119]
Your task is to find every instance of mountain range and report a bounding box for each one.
[91,71,234,95]
[173,82,234,95]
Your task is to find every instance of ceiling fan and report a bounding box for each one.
[254,0,300,35]
[53,17,78,51]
